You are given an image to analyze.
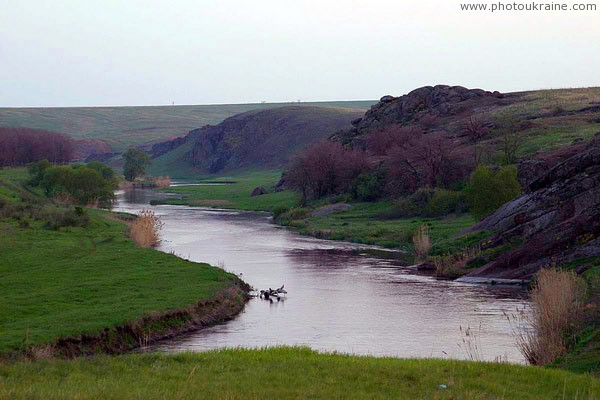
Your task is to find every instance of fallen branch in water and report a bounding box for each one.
[259,285,287,300]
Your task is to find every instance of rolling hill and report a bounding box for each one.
[0,101,374,154]
[149,106,365,177]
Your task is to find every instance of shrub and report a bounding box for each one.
[351,171,385,201]
[286,141,370,203]
[424,189,467,217]
[464,164,520,220]
[130,210,163,248]
[43,207,90,230]
[512,267,584,365]
[412,224,432,259]
[32,162,117,208]
[380,188,465,219]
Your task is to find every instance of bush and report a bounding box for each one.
[43,207,90,230]
[351,171,385,201]
[424,189,467,217]
[379,188,465,219]
[464,164,521,220]
[31,162,118,208]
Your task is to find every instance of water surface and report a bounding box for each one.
[115,189,529,362]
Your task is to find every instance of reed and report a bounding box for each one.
[511,267,584,365]
[412,224,432,259]
[130,209,164,248]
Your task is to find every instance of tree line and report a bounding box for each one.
[0,127,73,167]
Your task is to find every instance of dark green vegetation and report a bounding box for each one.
[464,165,521,220]
[28,160,118,207]
[122,147,151,181]
[0,347,598,400]
[0,168,241,354]
[0,101,374,152]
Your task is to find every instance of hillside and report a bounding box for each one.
[0,101,374,154]
[150,106,365,177]
[333,86,600,159]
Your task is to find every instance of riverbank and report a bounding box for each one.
[1,347,598,399]
[154,170,479,253]
[0,168,248,357]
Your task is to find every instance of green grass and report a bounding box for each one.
[0,169,238,353]
[158,170,476,251]
[0,101,374,152]
[286,201,476,251]
[491,87,600,157]
[156,169,300,211]
[0,347,598,400]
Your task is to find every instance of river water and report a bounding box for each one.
[115,188,530,362]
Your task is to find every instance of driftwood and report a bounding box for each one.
[259,285,287,300]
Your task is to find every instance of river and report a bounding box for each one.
[115,188,530,363]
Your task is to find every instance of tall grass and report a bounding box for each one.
[511,267,584,365]
[153,176,171,187]
[412,224,432,259]
[130,210,164,248]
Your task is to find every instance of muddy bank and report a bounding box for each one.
[15,282,250,360]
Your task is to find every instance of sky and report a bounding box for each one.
[1,0,599,107]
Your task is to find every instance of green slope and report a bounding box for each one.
[0,101,375,151]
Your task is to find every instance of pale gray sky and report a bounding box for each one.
[1,0,599,107]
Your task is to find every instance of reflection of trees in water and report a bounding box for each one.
[285,248,407,270]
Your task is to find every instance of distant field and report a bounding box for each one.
[0,101,375,151]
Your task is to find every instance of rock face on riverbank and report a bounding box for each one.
[152,106,364,173]
[464,133,600,280]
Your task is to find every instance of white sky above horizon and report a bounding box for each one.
[1,0,599,107]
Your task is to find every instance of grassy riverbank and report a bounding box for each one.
[1,347,598,399]
[156,170,477,252]
[0,168,245,355]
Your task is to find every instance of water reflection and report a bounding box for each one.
[115,189,530,362]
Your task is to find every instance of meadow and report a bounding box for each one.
[0,169,242,354]
[0,347,598,400]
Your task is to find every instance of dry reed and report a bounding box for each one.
[431,246,481,277]
[412,224,432,260]
[153,176,171,187]
[509,267,584,365]
[130,209,164,248]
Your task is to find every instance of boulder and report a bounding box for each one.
[250,186,267,197]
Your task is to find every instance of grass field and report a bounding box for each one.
[0,101,374,152]
[0,347,598,400]
[494,88,600,157]
[156,170,300,211]
[0,169,240,353]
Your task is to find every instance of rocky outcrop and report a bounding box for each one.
[250,186,267,197]
[153,106,364,174]
[151,136,189,158]
[464,134,600,280]
[331,85,509,147]
[72,138,112,160]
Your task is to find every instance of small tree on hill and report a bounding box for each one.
[464,164,521,220]
[123,148,151,181]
